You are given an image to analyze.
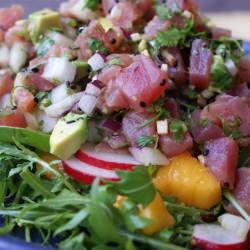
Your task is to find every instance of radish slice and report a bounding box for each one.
[193,224,249,250]
[76,143,140,170]
[129,147,169,166]
[63,157,118,184]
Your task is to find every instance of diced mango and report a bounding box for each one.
[139,193,175,235]
[154,152,221,209]
[36,152,62,179]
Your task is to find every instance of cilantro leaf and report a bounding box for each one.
[88,38,110,54]
[108,167,156,207]
[36,37,55,57]
[137,135,158,148]
[84,0,101,11]
[169,120,186,143]
[211,55,233,91]
[156,5,172,20]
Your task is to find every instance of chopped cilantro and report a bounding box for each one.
[36,37,55,57]
[88,38,110,54]
[136,135,158,148]
[211,55,233,91]
[107,57,124,66]
[156,5,172,20]
[84,0,101,11]
[35,91,49,102]
[169,120,186,143]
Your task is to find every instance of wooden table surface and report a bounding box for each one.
[1,0,250,40]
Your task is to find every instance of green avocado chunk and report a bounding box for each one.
[29,8,62,44]
[50,113,88,160]
[72,60,89,80]
[0,126,50,152]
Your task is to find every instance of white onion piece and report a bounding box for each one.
[85,83,102,97]
[225,59,238,76]
[35,110,58,133]
[24,112,39,130]
[14,72,29,88]
[218,214,250,240]
[0,44,10,67]
[129,147,169,166]
[45,92,83,118]
[69,0,97,21]
[156,119,168,135]
[88,53,105,71]
[9,42,28,73]
[0,93,11,108]
[50,82,70,104]
[42,57,76,84]
[78,94,97,116]
[46,31,75,48]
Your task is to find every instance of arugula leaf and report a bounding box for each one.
[88,38,110,54]
[84,0,100,11]
[156,5,172,20]
[108,167,156,207]
[211,55,233,91]
[137,135,158,148]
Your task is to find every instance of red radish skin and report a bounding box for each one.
[76,144,140,171]
[63,157,119,185]
[193,237,249,250]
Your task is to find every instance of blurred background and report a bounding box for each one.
[1,0,250,40]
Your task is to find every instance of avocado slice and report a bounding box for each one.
[0,126,50,152]
[29,9,62,44]
[50,113,88,160]
[72,60,89,80]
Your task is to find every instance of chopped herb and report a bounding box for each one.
[107,57,124,66]
[67,19,77,28]
[198,118,209,127]
[211,55,233,91]
[88,38,110,54]
[84,0,101,11]
[169,120,186,143]
[156,5,172,20]
[136,135,158,148]
[35,92,49,103]
[36,37,55,57]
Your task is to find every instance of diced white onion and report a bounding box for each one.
[225,59,238,76]
[70,0,97,21]
[129,147,169,166]
[42,57,77,84]
[88,53,106,71]
[110,5,122,19]
[35,110,58,133]
[78,94,98,116]
[50,82,71,104]
[46,31,75,48]
[157,119,169,135]
[161,64,168,73]
[0,44,10,67]
[45,92,83,118]
[9,42,28,73]
[24,112,39,130]
[85,83,102,97]
[131,33,141,42]
[14,72,29,88]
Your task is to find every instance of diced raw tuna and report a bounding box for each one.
[165,98,180,119]
[28,70,54,91]
[13,88,35,113]
[159,132,193,158]
[144,16,170,38]
[117,55,168,111]
[0,5,23,32]
[0,69,14,96]
[227,168,250,214]
[201,94,250,137]
[211,26,231,39]
[204,137,239,189]
[191,110,223,143]
[239,54,250,82]
[122,111,156,147]
[167,48,188,85]
[98,65,122,86]
[0,111,26,128]
[189,39,213,89]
